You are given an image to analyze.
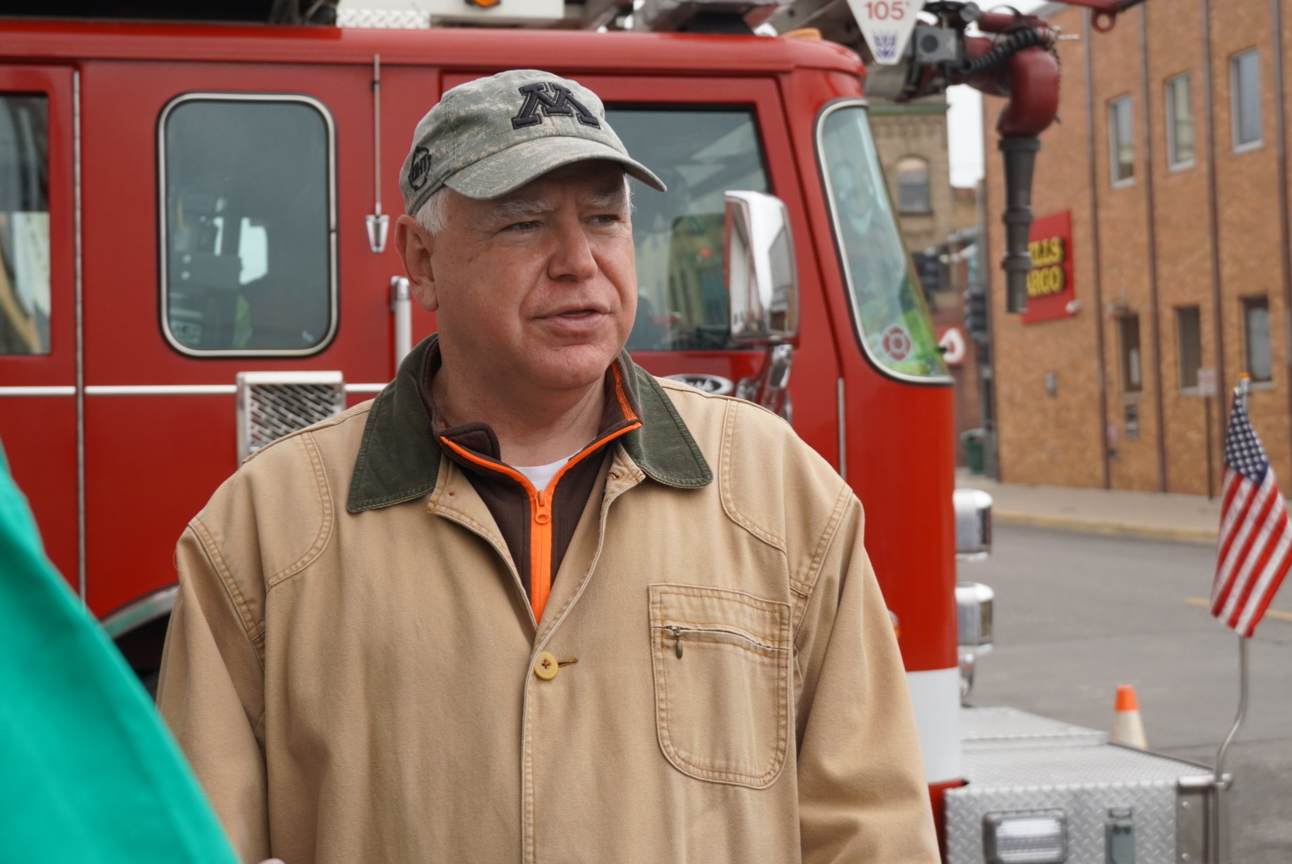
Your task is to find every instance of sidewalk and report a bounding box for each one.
[955,472,1222,544]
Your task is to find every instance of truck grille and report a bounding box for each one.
[236,371,346,462]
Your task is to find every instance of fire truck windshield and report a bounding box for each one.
[818,102,948,382]
[607,106,769,353]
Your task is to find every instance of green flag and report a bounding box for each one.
[0,439,240,864]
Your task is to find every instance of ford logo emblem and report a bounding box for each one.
[664,373,734,396]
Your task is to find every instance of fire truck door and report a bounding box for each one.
[78,60,387,619]
[0,65,78,591]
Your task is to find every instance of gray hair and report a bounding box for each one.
[414,187,452,237]
[412,173,634,238]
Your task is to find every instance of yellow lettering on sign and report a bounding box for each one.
[1028,236,1065,268]
[1026,264,1066,297]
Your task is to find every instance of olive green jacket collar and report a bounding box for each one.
[346,336,712,513]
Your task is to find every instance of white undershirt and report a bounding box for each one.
[515,453,576,492]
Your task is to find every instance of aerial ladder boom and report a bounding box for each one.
[770,0,1145,312]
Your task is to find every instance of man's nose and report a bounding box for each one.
[547,218,598,282]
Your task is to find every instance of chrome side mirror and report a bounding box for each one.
[954,488,992,560]
[725,191,799,345]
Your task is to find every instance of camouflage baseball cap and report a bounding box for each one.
[399,69,666,215]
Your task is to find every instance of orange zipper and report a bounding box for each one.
[530,487,553,618]
[440,419,640,624]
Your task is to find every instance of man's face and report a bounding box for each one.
[407,161,637,400]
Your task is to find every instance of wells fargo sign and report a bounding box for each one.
[1022,210,1075,324]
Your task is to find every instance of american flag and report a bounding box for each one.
[1213,395,1292,637]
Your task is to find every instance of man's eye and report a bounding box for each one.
[505,220,540,232]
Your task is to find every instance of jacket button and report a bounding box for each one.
[534,651,560,680]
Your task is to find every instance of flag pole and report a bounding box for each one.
[1213,635,1248,783]
[1210,374,1252,864]
[1208,634,1244,864]
[1216,377,1252,785]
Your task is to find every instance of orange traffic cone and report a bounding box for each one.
[1111,684,1147,748]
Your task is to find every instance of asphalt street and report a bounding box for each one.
[961,523,1292,864]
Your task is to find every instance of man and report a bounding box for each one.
[158,69,939,864]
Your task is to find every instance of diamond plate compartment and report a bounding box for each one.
[948,708,1215,864]
[962,705,1107,750]
[236,371,346,462]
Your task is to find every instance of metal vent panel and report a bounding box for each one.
[336,8,429,28]
[237,372,345,461]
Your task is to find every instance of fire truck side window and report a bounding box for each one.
[161,96,335,355]
[0,95,50,356]
[606,107,769,352]
[818,103,948,382]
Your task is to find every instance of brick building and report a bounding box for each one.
[872,97,958,251]
[981,0,1292,493]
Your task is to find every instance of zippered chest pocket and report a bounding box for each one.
[648,583,793,789]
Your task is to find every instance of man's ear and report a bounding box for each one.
[395,214,439,312]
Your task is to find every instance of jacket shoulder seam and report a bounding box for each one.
[266,431,336,589]
[187,518,266,661]
[717,398,788,552]
[791,486,856,636]
[794,482,855,597]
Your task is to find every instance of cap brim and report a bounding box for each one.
[444,136,666,199]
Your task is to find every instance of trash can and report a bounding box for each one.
[961,428,985,475]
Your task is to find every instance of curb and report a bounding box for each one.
[993,509,1218,544]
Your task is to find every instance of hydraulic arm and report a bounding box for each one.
[774,0,1145,311]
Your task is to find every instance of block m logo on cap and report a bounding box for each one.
[511,83,601,130]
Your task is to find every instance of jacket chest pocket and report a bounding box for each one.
[648,583,793,789]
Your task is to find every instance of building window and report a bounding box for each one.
[895,156,931,214]
[1166,74,1194,168]
[1176,305,1202,390]
[1119,314,1142,393]
[1232,49,1262,149]
[1108,96,1134,184]
[1242,296,1272,382]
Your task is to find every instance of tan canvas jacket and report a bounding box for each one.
[157,339,940,864]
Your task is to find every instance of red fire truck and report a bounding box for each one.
[0,0,1230,860]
